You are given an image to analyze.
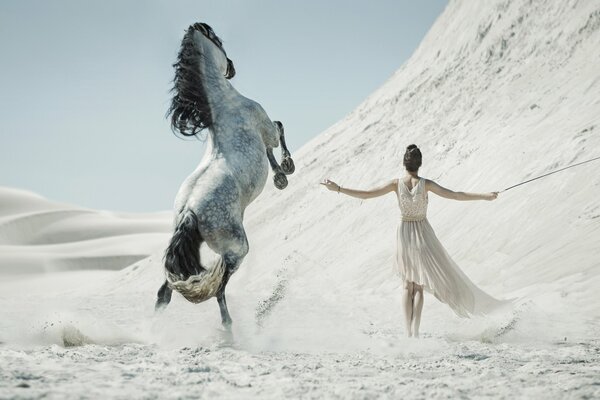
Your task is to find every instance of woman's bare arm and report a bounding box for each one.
[321,179,398,200]
[425,179,498,201]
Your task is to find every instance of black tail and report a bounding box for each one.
[164,211,205,280]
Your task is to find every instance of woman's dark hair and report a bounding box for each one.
[403,144,422,172]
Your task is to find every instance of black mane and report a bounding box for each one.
[167,23,234,138]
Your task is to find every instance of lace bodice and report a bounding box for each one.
[396,177,428,221]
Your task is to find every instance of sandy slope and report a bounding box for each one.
[1,0,600,398]
[237,0,600,340]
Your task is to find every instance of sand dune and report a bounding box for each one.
[0,187,171,274]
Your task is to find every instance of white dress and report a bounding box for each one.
[395,177,504,318]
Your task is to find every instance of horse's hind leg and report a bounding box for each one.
[217,269,233,328]
[155,280,172,312]
[206,208,248,330]
[214,229,248,328]
[216,254,243,329]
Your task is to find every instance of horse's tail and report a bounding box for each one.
[163,210,226,304]
[164,210,205,280]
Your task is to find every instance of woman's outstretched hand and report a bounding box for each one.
[484,192,499,201]
[320,179,341,192]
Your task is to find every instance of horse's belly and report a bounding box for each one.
[178,155,267,213]
[236,157,268,209]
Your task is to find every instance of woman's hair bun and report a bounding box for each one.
[403,144,422,172]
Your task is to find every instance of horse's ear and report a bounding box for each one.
[225,59,236,79]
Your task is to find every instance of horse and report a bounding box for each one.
[154,22,295,329]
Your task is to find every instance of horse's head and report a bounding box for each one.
[189,23,236,79]
[168,23,236,137]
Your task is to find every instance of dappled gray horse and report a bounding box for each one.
[155,23,294,329]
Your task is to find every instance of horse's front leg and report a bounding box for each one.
[267,148,288,190]
[274,121,295,175]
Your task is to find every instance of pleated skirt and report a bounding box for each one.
[396,218,505,318]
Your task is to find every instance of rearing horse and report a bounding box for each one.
[155,23,294,329]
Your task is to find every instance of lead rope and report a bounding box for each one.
[500,155,600,193]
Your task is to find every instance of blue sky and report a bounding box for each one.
[0,0,447,212]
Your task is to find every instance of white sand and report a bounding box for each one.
[1,0,600,398]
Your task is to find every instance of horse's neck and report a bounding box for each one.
[202,69,256,147]
[199,54,262,151]
[200,57,239,108]
[204,84,248,146]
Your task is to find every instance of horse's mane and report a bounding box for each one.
[167,23,234,138]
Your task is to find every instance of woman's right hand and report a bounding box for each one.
[483,192,499,201]
[320,179,340,192]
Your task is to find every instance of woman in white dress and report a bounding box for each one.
[321,144,504,337]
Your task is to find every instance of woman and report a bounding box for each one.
[321,144,505,337]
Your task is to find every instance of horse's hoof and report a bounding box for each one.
[281,157,295,175]
[274,172,288,190]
